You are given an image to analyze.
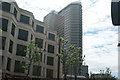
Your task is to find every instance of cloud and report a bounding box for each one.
[16,0,118,77]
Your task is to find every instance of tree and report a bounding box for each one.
[56,37,71,80]
[69,45,85,80]
[56,37,85,80]
[23,40,42,80]
[91,67,117,80]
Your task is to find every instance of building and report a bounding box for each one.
[58,1,82,52]
[0,1,60,79]
[81,65,89,78]
[44,11,64,38]
[44,1,83,76]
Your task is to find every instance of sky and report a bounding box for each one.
[15,0,118,77]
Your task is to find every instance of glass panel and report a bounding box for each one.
[11,23,15,36]
[14,7,17,18]
[0,18,8,32]
[14,60,25,73]
[46,69,53,78]
[48,44,54,53]
[18,29,28,41]
[48,33,55,41]
[47,56,54,66]
[2,2,11,12]
[9,40,13,53]
[6,58,11,71]
[36,25,44,34]
[32,65,41,76]
[0,36,6,50]
[16,44,26,56]
[20,14,30,24]
[35,38,43,48]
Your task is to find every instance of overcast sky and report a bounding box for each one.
[15,0,118,77]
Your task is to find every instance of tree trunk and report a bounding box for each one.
[26,50,32,80]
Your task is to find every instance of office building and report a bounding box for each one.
[0,1,60,79]
[44,1,83,76]
[44,11,64,38]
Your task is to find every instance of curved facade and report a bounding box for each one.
[0,1,59,79]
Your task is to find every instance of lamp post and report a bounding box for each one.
[111,0,120,79]
[57,37,61,80]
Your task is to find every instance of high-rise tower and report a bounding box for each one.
[44,1,83,76]
[58,1,82,54]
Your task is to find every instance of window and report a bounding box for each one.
[13,8,17,18]
[9,40,13,53]
[46,69,53,78]
[48,44,54,53]
[44,54,46,63]
[14,60,25,73]
[36,25,44,34]
[16,44,26,56]
[20,14,30,24]
[32,65,41,76]
[6,58,11,71]
[0,36,6,50]
[2,2,11,12]
[0,18,8,32]
[0,56,3,69]
[11,23,15,36]
[2,56,3,65]
[48,33,55,41]
[43,67,45,77]
[32,21,34,27]
[35,38,43,48]
[47,56,54,66]
[18,29,28,41]
[31,34,33,40]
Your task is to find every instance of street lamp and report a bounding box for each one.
[57,37,61,80]
[111,0,120,26]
